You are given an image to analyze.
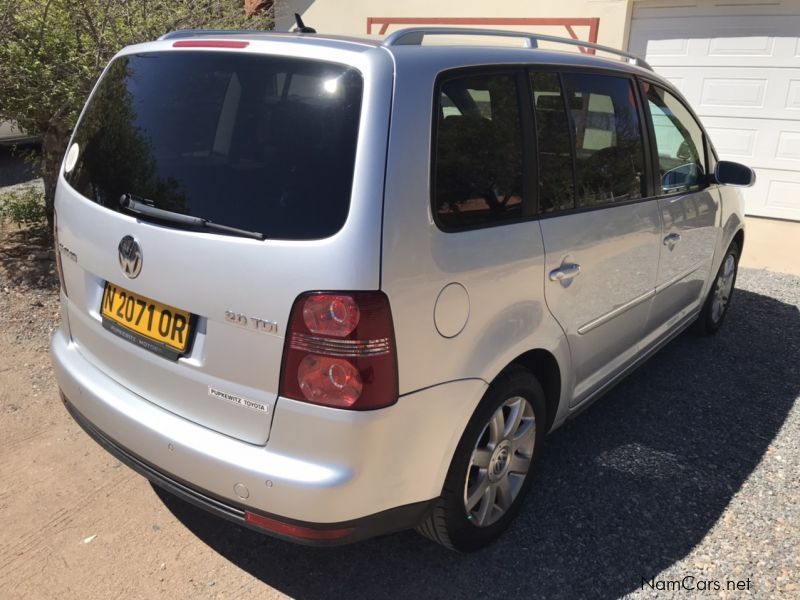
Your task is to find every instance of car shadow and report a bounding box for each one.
[154,281,799,599]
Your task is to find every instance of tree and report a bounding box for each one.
[0,0,273,228]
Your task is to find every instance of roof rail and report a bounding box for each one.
[159,29,265,41]
[382,27,652,71]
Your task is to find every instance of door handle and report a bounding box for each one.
[663,232,681,249]
[549,263,581,286]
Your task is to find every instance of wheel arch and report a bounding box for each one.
[733,227,745,254]
[507,348,562,433]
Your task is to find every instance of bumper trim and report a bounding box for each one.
[61,392,436,545]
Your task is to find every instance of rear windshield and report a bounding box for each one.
[64,51,363,240]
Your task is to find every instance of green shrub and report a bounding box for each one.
[0,187,47,226]
[0,1,274,229]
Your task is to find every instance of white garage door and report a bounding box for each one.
[629,0,800,220]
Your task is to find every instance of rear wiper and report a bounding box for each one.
[119,194,265,241]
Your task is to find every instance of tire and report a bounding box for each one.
[693,240,740,336]
[416,366,546,552]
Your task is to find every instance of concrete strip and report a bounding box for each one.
[739,217,800,277]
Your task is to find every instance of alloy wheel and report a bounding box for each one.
[463,396,536,527]
[711,253,736,324]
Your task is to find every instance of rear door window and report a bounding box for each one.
[64,52,363,240]
[560,73,647,208]
[530,72,576,213]
[433,72,526,230]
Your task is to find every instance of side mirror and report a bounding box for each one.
[715,161,755,187]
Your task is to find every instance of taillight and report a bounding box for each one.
[302,294,360,337]
[280,291,398,410]
[53,211,67,297]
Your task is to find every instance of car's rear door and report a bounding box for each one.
[531,70,661,405]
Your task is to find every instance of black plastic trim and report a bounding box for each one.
[517,69,538,217]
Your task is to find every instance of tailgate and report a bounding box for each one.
[53,44,389,444]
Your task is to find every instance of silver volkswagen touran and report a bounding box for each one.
[51,27,753,551]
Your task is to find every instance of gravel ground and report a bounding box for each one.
[621,269,800,598]
[0,185,798,596]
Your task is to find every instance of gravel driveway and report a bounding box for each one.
[1,212,797,599]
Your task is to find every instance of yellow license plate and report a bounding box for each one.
[101,283,193,358]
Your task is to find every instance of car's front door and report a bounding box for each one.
[640,82,721,345]
[531,71,661,405]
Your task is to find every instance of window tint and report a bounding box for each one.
[561,74,646,207]
[65,52,363,240]
[645,84,707,194]
[531,72,575,213]
[434,73,525,229]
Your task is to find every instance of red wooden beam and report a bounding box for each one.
[366,16,600,51]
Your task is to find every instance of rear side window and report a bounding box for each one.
[644,83,707,194]
[560,73,647,208]
[64,52,363,240]
[433,72,525,230]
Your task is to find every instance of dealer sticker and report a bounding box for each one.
[208,386,268,413]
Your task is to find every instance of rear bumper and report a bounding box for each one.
[61,394,433,545]
[51,327,487,537]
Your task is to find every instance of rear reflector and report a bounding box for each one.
[172,40,250,49]
[244,512,353,541]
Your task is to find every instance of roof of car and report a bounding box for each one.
[158,28,654,75]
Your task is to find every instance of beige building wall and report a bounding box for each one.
[279,1,635,50]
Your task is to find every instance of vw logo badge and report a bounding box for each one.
[118,235,142,279]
